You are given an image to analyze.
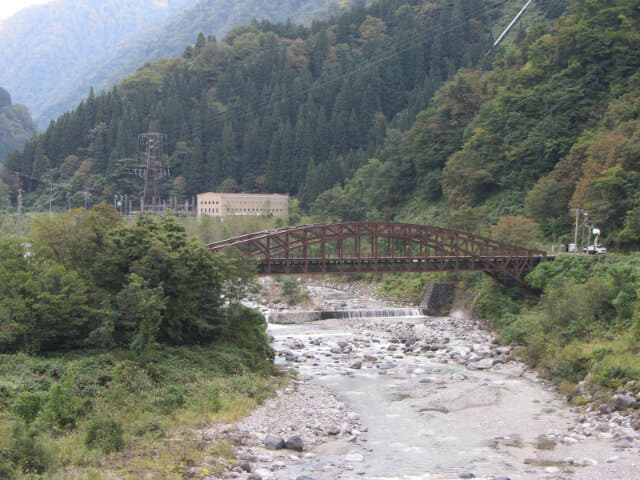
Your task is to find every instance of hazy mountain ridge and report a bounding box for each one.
[36,0,343,127]
[0,87,37,164]
[0,0,195,128]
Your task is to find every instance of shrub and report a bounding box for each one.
[153,386,185,414]
[85,419,125,453]
[206,385,222,413]
[222,303,274,370]
[110,360,153,393]
[8,424,52,474]
[12,392,45,425]
[40,382,82,431]
[134,421,165,439]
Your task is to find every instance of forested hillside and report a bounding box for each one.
[34,0,346,126]
[0,88,37,165]
[6,0,640,248]
[3,0,521,208]
[313,0,640,248]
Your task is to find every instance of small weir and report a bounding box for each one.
[269,308,425,323]
[320,308,424,319]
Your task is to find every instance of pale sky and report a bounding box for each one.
[0,0,53,22]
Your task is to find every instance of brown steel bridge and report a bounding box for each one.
[206,222,550,285]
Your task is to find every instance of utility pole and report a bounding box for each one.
[574,208,582,251]
[16,172,22,238]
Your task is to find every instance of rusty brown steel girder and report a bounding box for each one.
[206,222,550,284]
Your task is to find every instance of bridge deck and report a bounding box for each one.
[255,255,550,275]
[207,222,551,284]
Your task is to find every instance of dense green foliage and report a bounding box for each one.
[475,254,640,396]
[0,205,268,357]
[0,345,275,478]
[0,206,274,478]
[5,0,513,210]
[314,0,640,247]
[0,88,37,164]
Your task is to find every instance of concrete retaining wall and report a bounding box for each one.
[420,282,456,315]
[269,311,322,324]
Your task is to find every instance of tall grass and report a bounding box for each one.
[0,345,278,479]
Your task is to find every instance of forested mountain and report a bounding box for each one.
[0,88,37,165]
[8,0,639,248]
[317,0,640,248]
[33,0,346,127]
[0,0,194,129]
[4,0,516,205]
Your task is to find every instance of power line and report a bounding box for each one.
[174,0,513,130]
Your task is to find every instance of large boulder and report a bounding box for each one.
[264,434,285,450]
[613,394,637,411]
[285,434,304,451]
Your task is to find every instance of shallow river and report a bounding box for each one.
[241,283,639,480]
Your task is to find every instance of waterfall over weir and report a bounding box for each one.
[267,307,426,324]
[320,308,424,319]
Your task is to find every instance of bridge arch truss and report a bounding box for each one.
[207,222,548,284]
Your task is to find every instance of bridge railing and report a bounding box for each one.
[206,222,548,283]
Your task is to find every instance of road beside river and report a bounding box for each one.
[211,280,640,480]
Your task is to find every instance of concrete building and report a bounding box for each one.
[197,192,289,218]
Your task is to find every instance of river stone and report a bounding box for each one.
[296,476,315,480]
[345,452,364,462]
[236,460,252,472]
[326,426,340,435]
[599,404,612,414]
[472,358,495,370]
[285,435,304,451]
[459,473,475,479]
[613,394,637,411]
[253,468,274,478]
[265,434,285,450]
[350,361,363,369]
[615,436,635,449]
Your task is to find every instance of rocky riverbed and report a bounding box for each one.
[208,280,640,480]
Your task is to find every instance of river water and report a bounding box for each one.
[237,283,639,480]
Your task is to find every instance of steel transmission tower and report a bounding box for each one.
[137,131,169,205]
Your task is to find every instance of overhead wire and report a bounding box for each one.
[188,0,515,130]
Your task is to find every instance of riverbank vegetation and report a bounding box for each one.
[474,254,640,402]
[0,205,275,479]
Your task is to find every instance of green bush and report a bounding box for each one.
[153,386,185,414]
[206,385,222,413]
[134,421,165,439]
[40,381,83,431]
[111,360,153,393]
[8,424,52,474]
[222,303,274,371]
[12,392,45,425]
[85,419,125,453]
